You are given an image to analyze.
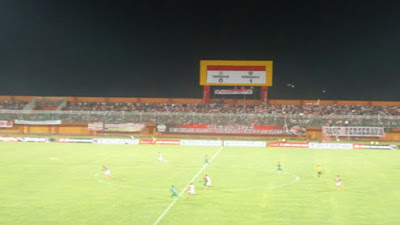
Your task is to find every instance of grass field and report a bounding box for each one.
[1,142,399,225]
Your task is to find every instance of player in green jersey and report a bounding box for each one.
[276,162,285,174]
[170,185,181,199]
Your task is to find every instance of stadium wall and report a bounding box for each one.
[2,124,400,141]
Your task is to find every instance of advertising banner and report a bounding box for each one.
[94,138,139,144]
[180,140,222,146]
[103,123,145,132]
[14,120,62,125]
[214,89,253,95]
[322,126,385,137]
[353,144,398,150]
[309,143,353,149]
[0,136,19,142]
[267,142,309,148]
[18,137,49,142]
[0,121,13,128]
[88,122,104,131]
[139,139,180,145]
[157,124,305,135]
[139,139,155,144]
[155,140,181,145]
[224,141,266,147]
[57,138,93,143]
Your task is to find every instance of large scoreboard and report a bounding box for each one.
[200,60,273,86]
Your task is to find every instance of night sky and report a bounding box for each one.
[1,1,399,100]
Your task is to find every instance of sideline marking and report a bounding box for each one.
[152,146,224,225]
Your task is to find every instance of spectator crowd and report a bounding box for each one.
[63,101,400,116]
[1,100,400,127]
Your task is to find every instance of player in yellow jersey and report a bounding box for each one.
[316,165,322,177]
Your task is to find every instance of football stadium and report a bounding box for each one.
[2,2,400,225]
[1,61,400,225]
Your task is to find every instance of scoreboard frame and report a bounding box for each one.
[200,60,273,86]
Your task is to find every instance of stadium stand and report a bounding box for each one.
[1,99,400,127]
[63,102,400,116]
[0,101,28,110]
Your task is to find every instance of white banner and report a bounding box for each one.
[18,137,49,142]
[214,89,253,95]
[224,141,266,147]
[309,143,353,149]
[180,140,222,146]
[103,123,145,132]
[0,121,13,128]
[207,71,266,84]
[14,120,62,125]
[94,139,139,145]
[322,126,385,137]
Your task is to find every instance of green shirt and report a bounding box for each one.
[171,187,177,194]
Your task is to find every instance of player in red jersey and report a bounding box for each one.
[335,175,343,190]
[103,166,112,179]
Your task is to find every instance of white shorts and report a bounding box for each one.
[158,157,163,161]
[105,171,111,176]
[336,182,342,187]
[188,190,195,195]
[206,181,212,186]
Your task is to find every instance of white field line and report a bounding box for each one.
[152,146,224,225]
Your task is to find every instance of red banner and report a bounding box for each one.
[0,121,13,128]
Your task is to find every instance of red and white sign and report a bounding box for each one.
[214,88,253,95]
[88,122,104,131]
[206,65,266,84]
[139,139,180,145]
[0,121,13,128]
[267,142,309,148]
[139,139,156,144]
[0,136,19,142]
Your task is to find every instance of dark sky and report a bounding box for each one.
[1,1,399,100]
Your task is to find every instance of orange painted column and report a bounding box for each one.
[261,86,268,104]
[203,86,210,103]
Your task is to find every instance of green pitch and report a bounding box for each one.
[0,142,399,225]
